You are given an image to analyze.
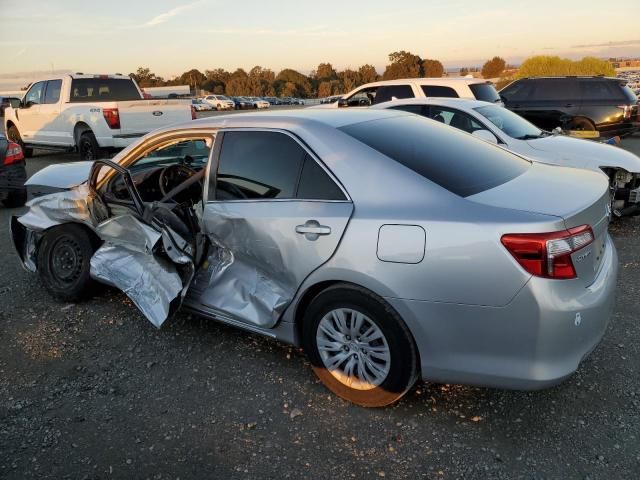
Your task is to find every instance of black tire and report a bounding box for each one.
[37,224,97,302]
[2,188,27,207]
[7,125,33,158]
[568,117,597,132]
[77,131,101,161]
[302,284,419,407]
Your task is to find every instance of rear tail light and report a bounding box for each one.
[3,141,24,165]
[102,108,120,129]
[501,225,594,279]
[617,105,633,120]
[191,105,197,120]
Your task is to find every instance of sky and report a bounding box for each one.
[0,0,639,89]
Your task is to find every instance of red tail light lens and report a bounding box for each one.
[191,105,197,120]
[4,141,24,165]
[501,225,594,279]
[617,105,632,120]
[102,108,120,129]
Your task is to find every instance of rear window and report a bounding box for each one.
[339,115,529,197]
[421,85,459,98]
[469,83,501,103]
[70,78,141,103]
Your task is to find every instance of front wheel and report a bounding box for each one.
[302,284,419,407]
[7,125,33,157]
[568,117,597,132]
[37,224,97,302]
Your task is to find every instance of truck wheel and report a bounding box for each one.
[568,117,596,132]
[37,224,97,302]
[7,125,33,158]
[78,131,101,161]
[2,188,27,208]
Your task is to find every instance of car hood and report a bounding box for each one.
[25,161,93,189]
[525,135,640,173]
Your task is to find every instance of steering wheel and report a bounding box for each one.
[158,164,201,203]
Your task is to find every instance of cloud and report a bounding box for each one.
[143,1,201,27]
[572,39,640,49]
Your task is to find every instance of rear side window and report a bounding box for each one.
[70,78,141,102]
[372,85,414,104]
[469,83,501,103]
[421,85,459,98]
[579,80,626,101]
[43,80,62,104]
[215,131,305,200]
[297,156,346,200]
[501,80,534,102]
[339,115,529,197]
[530,79,579,101]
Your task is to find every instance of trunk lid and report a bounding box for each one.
[468,162,611,286]
[115,99,192,135]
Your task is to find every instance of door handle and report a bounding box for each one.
[296,220,331,240]
[565,103,574,108]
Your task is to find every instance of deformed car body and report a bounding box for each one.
[11,109,618,407]
[373,98,640,216]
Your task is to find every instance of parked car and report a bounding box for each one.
[0,134,27,207]
[4,73,195,161]
[0,96,21,117]
[321,95,343,104]
[191,99,213,111]
[280,97,294,105]
[264,97,281,105]
[373,98,640,216]
[230,97,253,110]
[313,77,502,109]
[500,76,640,137]
[246,97,270,109]
[292,98,305,105]
[202,94,235,110]
[12,109,616,407]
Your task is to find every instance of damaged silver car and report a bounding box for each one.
[12,110,618,407]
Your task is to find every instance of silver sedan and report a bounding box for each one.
[11,109,618,406]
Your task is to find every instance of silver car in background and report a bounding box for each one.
[11,110,617,407]
[373,98,640,216]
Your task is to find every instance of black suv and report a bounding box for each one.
[500,76,639,137]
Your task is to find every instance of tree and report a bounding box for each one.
[338,68,360,92]
[204,68,231,93]
[383,51,422,80]
[248,66,276,96]
[518,56,615,78]
[225,68,252,96]
[358,64,379,84]
[274,69,313,97]
[177,69,206,93]
[459,67,469,76]
[314,63,337,81]
[422,59,444,77]
[130,67,165,87]
[481,56,506,79]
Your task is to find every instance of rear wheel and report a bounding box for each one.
[7,125,33,157]
[78,131,101,161]
[568,117,596,132]
[2,188,27,207]
[302,284,419,407]
[37,224,97,302]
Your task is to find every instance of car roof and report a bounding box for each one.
[357,77,492,88]
[171,108,408,131]
[372,97,495,110]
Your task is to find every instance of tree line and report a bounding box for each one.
[130,52,616,98]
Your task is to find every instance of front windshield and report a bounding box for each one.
[475,105,544,140]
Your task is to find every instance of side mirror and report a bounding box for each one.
[337,98,349,108]
[472,129,498,144]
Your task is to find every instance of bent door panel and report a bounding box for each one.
[188,129,353,328]
[194,201,353,328]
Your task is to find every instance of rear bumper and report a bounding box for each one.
[597,121,640,137]
[387,234,618,390]
[0,162,27,200]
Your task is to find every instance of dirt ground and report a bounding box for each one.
[1,131,639,479]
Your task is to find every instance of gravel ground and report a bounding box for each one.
[0,133,639,479]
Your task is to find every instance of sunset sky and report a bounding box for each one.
[0,0,638,88]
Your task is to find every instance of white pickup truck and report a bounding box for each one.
[4,73,195,160]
